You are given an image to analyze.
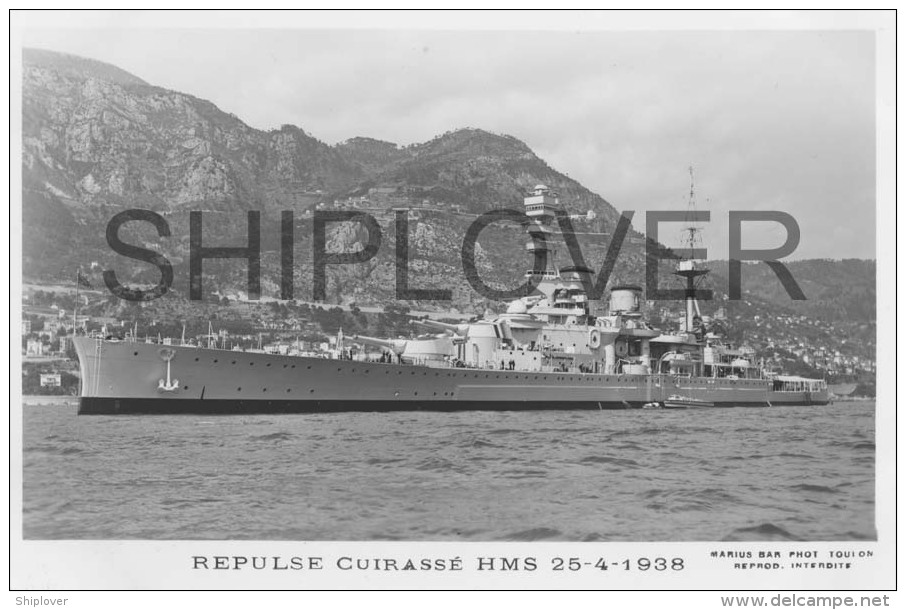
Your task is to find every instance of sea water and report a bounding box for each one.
[21,401,875,541]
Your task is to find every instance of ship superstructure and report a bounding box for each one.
[73,184,828,414]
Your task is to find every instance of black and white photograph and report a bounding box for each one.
[10,9,896,595]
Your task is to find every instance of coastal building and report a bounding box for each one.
[26,340,43,357]
[39,373,61,387]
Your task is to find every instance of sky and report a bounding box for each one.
[19,23,879,260]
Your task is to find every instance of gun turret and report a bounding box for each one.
[351,335,408,355]
[411,319,470,337]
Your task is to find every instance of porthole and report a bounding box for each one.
[231,360,237,365]
[286,388,291,393]
[309,389,314,393]
[237,387,242,392]
[250,362,254,366]
[183,385,188,390]
[266,363,271,367]
[133,351,138,356]
[263,388,267,392]
[194,357,199,362]
[213,359,218,363]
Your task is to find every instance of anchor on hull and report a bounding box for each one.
[157,348,180,392]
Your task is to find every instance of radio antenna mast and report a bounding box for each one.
[674,166,709,333]
[682,166,704,255]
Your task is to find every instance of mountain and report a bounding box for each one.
[20,49,875,369]
[22,49,620,220]
[21,48,634,301]
[22,48,149,86]
[704,259,876,323]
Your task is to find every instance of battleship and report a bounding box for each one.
[73,184,829,414]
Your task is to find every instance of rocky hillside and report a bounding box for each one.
[20,50,874,330]
[21,49,640,306]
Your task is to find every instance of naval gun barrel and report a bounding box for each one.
[351,335,408,354]
[411,319,469,336]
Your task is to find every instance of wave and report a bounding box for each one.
[643,487,739,513]
[159,498,194,508]
[727,453,773,461]
[24,445,85,456]
[613,441,644,450]
[839,530,877,541]
[500,468,549,479]
[789,483,837,494]
[414,456,455,471]
[722,522,801,541]
[607,426,677,438]
[502,526,562,541]
[579,455,640,468]
[485,428,523,436]
[365,457,406,465]
[248,432,294,442]
[422,526,487,539]
[829,439,875,450]
[465,439,499,449]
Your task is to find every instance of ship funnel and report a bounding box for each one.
[609,285,643,315]
[559,266,594,293]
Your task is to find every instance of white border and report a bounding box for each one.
[7,9,898,597]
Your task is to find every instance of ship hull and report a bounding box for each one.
[77,397,641,414]
[73,337,829,414]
